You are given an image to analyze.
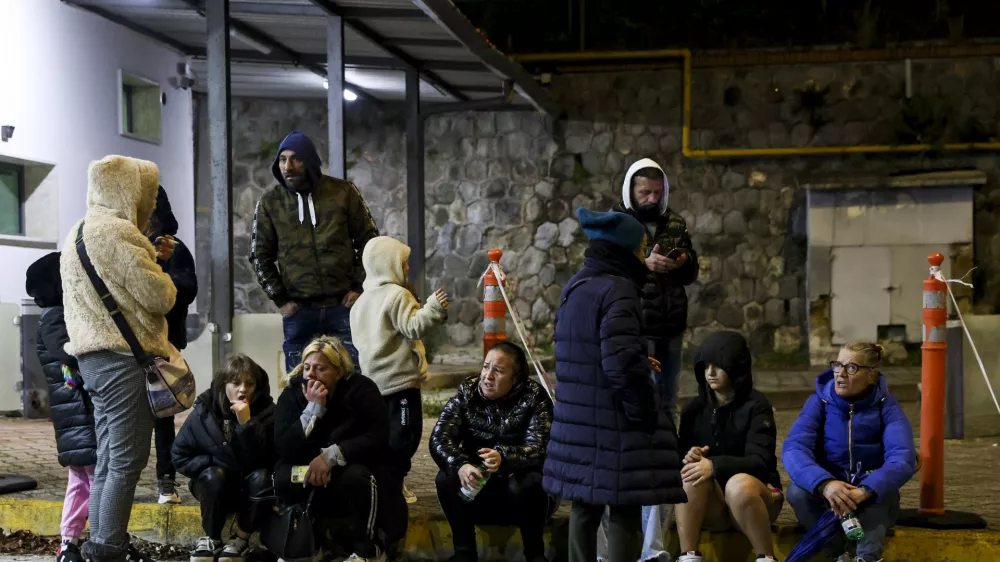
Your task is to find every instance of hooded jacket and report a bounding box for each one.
[171,361,276,478]
[151,186,197,350]
[543,239,686,507]
[430,376,553,478]
[250,131,379,308]
[782,370,917,502]
[273,372,388,469]
[349,237,447,396]
[679,331,780,490]
[612,158,698,339]
[26,252,97,468]
[61,156,176,358]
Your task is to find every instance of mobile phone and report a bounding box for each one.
[665,248,684,260]
[291,465,309,484]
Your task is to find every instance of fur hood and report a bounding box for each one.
[61,155,177,358]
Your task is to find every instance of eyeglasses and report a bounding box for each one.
[829,361,873,375]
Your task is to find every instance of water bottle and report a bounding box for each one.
[458,465,490,502]
[840,512,864,540]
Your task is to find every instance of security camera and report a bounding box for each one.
[1,126,13,142]
[169,61,197,90]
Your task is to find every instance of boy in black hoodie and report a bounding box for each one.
[172,354,275,562]
[26,252,97,562]
[675,331,784,562]
[147,185,198,504]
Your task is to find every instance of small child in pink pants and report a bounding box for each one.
[27,252,98,562]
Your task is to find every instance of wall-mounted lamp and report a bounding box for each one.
[1,126,13,142]
[323,80,358,101]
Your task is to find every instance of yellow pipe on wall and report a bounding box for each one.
[513,49,1000,158]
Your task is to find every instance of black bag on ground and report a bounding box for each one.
[260,490,316,560]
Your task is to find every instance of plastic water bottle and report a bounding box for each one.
[840,512,864,540]
[458,466,490,502]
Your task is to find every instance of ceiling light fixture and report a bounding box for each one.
[229,28,272,55]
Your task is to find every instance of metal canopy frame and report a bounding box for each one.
[60,0,559,367]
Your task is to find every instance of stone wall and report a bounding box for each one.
[193,56,1000,356]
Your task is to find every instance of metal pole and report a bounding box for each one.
[945,314,965,439]
[327,13,346,179]
[405,66,426,297]
[206,0,233,372]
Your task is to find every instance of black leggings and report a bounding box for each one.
[189,466,273,539]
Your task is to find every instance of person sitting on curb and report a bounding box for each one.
[172,354,276,562]
[429,342,556,562]
[783,342,917,562]
[273,336,388,562]
[674,331,783,562]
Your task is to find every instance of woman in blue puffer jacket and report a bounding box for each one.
[783,341,917,562]
[544,208,686,562]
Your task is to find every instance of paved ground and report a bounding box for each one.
[3,366,996,529]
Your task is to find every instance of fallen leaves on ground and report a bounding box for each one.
[0,529,188,559]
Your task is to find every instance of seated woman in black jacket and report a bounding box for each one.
[273,336,389,562]
[674,331,783,562]
[429,342,556,562]
[172,354,275,562]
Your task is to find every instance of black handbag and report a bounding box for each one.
[261,488,316,560]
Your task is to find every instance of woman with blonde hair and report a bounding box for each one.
[783,341,917,562]
[272,336,389,562]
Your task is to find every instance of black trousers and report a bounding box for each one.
[189,466,273,539]
[154,416,176,480]
[435,470,556,561]
[380,388,423,547]
[275,463,381,558]
[568,502,641,562]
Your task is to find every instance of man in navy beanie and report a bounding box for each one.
[250,131,379,374]
[545,208,686,562]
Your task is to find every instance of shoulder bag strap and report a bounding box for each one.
[74,222,153,365]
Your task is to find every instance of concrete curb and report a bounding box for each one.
[2,497,996,561]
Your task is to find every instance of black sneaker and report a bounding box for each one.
[157,477,181,504]
[218,536,251,562]
[190,536,223,562]
[57,543,84,562]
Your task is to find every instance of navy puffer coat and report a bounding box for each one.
[543,239,686,506]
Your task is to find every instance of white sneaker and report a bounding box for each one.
[402,484,417,504]
[755,556,779,562]
[190,536,223,562]
[218,536,250,562]
[157,478,181,504]
[677,553,703,562]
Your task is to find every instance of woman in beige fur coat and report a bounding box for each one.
[60,155,176,562]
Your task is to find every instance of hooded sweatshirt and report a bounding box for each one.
[250,131,379,308]
[679,331,781,490]
[349,236,447,396]
[151,186,197,350]
[61,156,176,358]
[612,158,698,339]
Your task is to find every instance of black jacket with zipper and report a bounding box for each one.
[273,373,388,469]
[171,365,276,478]
[679,331,781,490]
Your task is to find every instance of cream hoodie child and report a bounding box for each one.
[350,236,447,396]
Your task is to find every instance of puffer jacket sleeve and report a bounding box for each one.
[250,195,290,308]
[782,394,837,493]
[171,412,212,479]
[334,380,389,466]
[861,396,917,502]
[599,290,656,429]
[710,396,778,485]
[234,402,276,470]
[429,382,474,475]
[498,386,553,473]
[38,308,77,373]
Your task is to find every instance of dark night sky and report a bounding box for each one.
[455,0,1000,54]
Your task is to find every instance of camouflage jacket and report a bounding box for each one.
[250,176,378,308]
[612,202,698,338]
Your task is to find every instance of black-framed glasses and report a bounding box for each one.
[829,361,873,375]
